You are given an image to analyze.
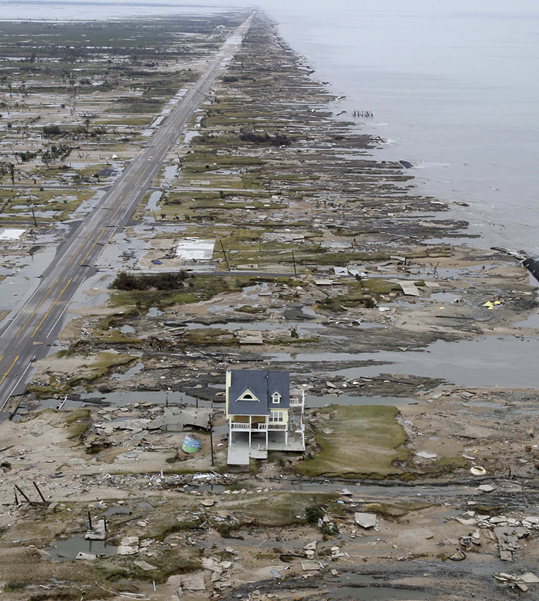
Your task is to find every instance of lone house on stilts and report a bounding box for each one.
[226,370,305,466]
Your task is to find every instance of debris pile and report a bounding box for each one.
[454,512,539,561]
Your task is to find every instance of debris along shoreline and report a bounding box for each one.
[0,10,538,601]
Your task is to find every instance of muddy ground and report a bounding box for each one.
[0,10,538,601]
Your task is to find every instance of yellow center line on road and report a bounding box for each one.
[66,228,96,267]
[79,228,107,267]
[15,276,60,338]
[31,278,73,338]
[0,355,3,363]
[0,355,19,386]
[111,162,153,221]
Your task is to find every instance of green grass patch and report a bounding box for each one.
[109,274,264,309]
[216,492,338,531]
[63,407,91,439]
[435,456,468,469]
[68,352,135,385]
[362,502,433,519]
[183,328,238,347]
[297,405,409,479]
[362,280,402,295]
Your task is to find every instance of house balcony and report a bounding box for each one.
[230,422,287,432]
[260,423,287,431]
[290,397,304,408]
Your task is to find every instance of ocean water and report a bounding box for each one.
[266,0,539,253]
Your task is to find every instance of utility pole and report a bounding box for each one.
[219,240,230,271]
[209,409,214,467]
[30,203,37,227]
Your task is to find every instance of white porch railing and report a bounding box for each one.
[230,423,250,431]
[230,422,288,432]
[267,423,287,431]
[255,423,287,431]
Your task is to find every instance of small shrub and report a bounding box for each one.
[111,270,187,291]
[305,504,324,524]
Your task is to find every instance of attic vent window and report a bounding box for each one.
[272,392,281,404]
[238,389,259,402]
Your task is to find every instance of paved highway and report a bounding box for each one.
[0,16,253,414]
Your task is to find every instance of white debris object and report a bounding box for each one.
[354,513,378,529]
[0,228,25,240]
[470,466,486,476]
[477,484,495,493]
[177,572,206,592]
[117,536,139,556]
[394,280,420,296]
[416,451,437,460]
[75,552,96,561]
[175,238,216,261]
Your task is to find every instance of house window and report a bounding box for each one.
[269,411,284,423]
[272,392,281,404]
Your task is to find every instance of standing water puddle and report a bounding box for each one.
[112,362,143,381]
[514,311,539,328]
[147,190,162,212]
[102,506,133,517]
[327,575,430,601]
[268,335,539,388]
[45,536,117,562]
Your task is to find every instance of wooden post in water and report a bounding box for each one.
[88,510,93,530]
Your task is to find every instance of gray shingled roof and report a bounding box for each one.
[228,370,290,416]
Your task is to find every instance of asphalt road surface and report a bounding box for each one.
[0,15,253,414]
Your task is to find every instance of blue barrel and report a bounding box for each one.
[182,434,202,454]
